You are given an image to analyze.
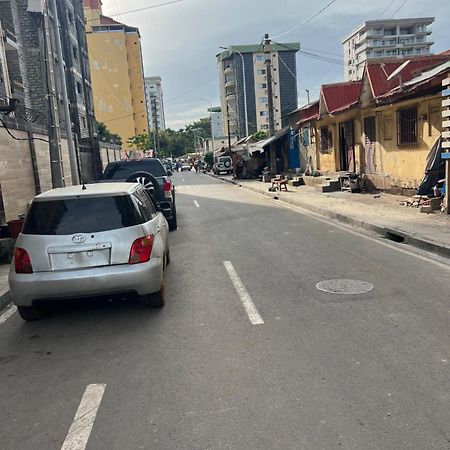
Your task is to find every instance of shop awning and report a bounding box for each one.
[248,128,290,155]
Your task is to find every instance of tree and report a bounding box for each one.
[97,122,122,146]
[252,130,269,141]
[127,134,153,151]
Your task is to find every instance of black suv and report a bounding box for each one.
[102,159,177,230]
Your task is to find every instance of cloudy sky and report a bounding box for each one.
[102,0,449,130]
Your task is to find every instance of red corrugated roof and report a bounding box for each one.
[366,54,450,98]
[298,101,319,124]
[321,81,362,114]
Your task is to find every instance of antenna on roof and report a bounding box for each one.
[387,60,410,81]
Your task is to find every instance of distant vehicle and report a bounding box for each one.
[213,156,233,175]
[181,162,192,171]
[102,159,177,230]
[9,183,170,321]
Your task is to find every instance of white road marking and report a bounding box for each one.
[61,384,106,450]
[247,189,450,272]
[0,305,16,325]
[223,261,264,325]
[194,200,200,208]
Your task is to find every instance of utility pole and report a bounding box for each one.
[306,89,310,105]
[442,72,450,214]
[152,98,159,157]
[0,21,12,100]
[264,33,275,135]
[226,102,232,153]
[42,0,64,188]
[49,0,79,185]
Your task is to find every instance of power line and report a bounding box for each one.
[378,0,398,18]
[0,117,50,143]
[392,0,408,17]
[272,0,339,39]
[106,0,186,19]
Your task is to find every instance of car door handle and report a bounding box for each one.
[157,226,161,233]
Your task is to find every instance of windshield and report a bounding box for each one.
[22,196,143,235]
[103,160,167,180]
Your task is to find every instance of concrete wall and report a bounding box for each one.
[0,126,72,224]
[99,144,121,170]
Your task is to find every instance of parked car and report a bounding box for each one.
[213,156,233,175]
[102,158,177,230]
[9,183,170,321]
[181,162,192,171]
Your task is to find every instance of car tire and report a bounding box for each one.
[168,208,177,231]
[17,305,45,321]
[142,279,166,308]
[126,171,161,199]
[166,249,171,266]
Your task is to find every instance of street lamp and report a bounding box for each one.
[220,46,249,138]
[199,97,215,155]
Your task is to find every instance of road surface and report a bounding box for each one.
[1,171,449,449]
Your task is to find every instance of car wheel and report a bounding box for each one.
[126,171,161,199]
[17,305,45,321]
[142,279,166,308]
[168,208,177,231]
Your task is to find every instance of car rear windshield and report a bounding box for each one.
[22,195,143,235]
[102,160,167,180]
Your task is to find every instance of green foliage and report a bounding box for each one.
[252,130,269,141]
[97,122,122,146]
[127,134,153,151]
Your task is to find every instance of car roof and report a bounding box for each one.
[34,183,140,201]
[105,158,162,166]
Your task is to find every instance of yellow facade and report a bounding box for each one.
[84,3,149,149]
[315,94,442,191]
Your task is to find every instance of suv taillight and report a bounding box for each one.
[129,235,155,264]
[164,177,172,199]
[14,248,33,274]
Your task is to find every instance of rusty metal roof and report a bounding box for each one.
[320,81,362,115]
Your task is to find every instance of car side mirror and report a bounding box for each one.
[167,170,172,176]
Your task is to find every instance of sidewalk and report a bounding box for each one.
[215,175,450,259]
[0,264,10,311]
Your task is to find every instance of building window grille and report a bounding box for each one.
[397,105,418,147]
[320,126,332,152]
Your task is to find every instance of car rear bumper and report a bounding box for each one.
[9,258,163,306]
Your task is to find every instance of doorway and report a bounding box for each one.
[339,120,355,172]
[363,116,377,174]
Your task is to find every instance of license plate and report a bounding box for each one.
[50,248,111,271]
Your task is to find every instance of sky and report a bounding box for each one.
[102,0,449,130]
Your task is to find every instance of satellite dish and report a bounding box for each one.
[387,60,411,81]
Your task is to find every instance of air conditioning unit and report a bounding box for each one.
[27,0,45,13]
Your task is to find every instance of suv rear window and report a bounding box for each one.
[102,160,167,180]
[22,196,143,235]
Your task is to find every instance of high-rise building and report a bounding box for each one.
[343,17,434,81]
[208,106,224,138]
[145,76,166,131]
[217,42,300,138]
[83,0,149,147]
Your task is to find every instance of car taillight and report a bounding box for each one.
[164,178,172,198]
[129,235,155,265]
[14,248,33,274]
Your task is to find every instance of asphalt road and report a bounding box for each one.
[1,171,450,450]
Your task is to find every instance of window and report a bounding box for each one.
[259,97,268,103]
[22,196,143,235]
[258,83,267,89]
[397,105,418,146]
[260,111,269,116]
[257,69,266,75]
[320,126,332,152]
[81,116,86,129]
[301,127,310,146]
[72,46,78,60]
[76,82,82,94]
[255,55,265,61]
[68,11,74,24]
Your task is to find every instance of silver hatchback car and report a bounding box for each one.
[9,182,170,321]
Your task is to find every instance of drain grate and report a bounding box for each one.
[316,279,374,295]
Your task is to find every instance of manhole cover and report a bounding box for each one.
[316,279,374,295]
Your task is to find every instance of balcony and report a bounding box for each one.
[4,28,19,51]
[226,93,237,104]
[225,76,236,88]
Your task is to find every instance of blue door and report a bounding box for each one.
[288,131,300,169]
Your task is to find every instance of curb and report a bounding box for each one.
[0,291,11,314]
[209,173,450,259]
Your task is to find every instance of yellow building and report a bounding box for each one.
[83,0,149,149]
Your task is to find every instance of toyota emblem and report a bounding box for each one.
[72,233,86,244]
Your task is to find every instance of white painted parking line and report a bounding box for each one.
[194,200,200,208]
[0,305,16,325]
[223,261,264,325]
[61,384,106,450]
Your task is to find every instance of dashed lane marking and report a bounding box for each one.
[223,261,264,325]
[60,384,106,450]
[194,200,200,208]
